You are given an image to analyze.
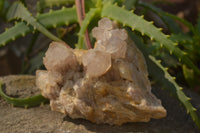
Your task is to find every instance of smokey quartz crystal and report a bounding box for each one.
[36,18,166,125]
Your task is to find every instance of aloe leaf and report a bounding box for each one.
[0,7,77,47]
[103,0,123,5]
[37,6,77,28]
[182,65,197,88]
[148,55,200,129]
[139,2,197,35]
[169,34,193,43]
[197,14,200,34]
[123,0,138,10]
[128,31,200,129]
[101,3,200,75]
[85,0,98,11]
[163,12,197,35]
[76,8,101,49]
[0,22,29,46]
[6,2,62,42]
[37,0,75,12]
[0,83,49,108]
[138,1,182,34]
[0,0,9,20]
[28,52,45,74]
[0,0,5,14]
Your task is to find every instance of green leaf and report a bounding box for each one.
[27,52,45,74]
[37,6,77,28]
[6,2,62,42]
[0,22,30,46]
[163,12,197,35]
[0,83,49,108]
[197,14,200,34]
[0,7,77,46]
[37,0,74,12]
[76,8,101,49]
[149,55,200,129]
[0,0,5,14]
[123,0,138,10]
[0,0,9,20]
[138,2,182,34]
[169,34,193,43]
[103,0,123,5]
[128,31,200,129]
[182,65,198,88]
[101,3,200,75]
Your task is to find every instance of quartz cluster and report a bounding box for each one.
[36,18,166,125]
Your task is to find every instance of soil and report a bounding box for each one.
[0,75,200,133]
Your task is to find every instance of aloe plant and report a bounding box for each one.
[138,2,200,90]
[0,82,48,108]
[0,0,199,129]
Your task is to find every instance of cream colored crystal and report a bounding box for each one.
[82,49,111,78]
[36,18,166,125]
[43,42,78,75]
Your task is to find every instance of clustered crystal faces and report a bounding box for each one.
[36,18,166,125]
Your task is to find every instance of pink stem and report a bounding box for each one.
[75,0,92,49]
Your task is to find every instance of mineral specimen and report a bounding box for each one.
[36,18,166,125]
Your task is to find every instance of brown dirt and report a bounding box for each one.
[0,75,200,133]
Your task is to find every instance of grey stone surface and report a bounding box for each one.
[0,75,200,133]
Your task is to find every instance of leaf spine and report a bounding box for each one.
[12,37,15,41]
[65,22,69,25]
[174,43,178,46]
[166,35,170,38]
[36,13,40,17]
[183,52,187,55]
[53,24,56,28]
[41,102,44,106]
[22,33,26,37]
[49,9,53,13]
[114,3,118,6]
[187,109,189,114]
[158,60,161,63]
[159,28,163,31]
[193,107,197,111]
[187,97,191,101]
[25,105,28,109]
[150,21,154,24]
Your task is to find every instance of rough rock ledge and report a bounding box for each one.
[0,75,199,132]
